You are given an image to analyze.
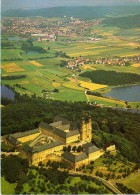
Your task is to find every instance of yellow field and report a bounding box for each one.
[53,82,61,87]
[102,32,113,36]
[127,42,140,47]
[85,46,107,50]
[68,51,99,56]
[68,77,79,84]
[82,65,96,70]
[63,82,84,91]
[2,63,25,72]
[18,81,29,84]
[131,63,140,67]
[79,80,107,91]
[121,54,138,57]
[29,61,43,67]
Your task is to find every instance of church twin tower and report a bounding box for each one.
[80,116,92,142]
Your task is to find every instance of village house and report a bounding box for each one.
[67,56,90,70]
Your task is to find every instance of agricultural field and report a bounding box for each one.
[1,49,23,60]
[2,62,25,73]
[1,21,140,108]
[78,80,107,91]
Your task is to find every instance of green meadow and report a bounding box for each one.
[1,24,140,108]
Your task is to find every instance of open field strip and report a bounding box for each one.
[91,64,140,75]
[30,77,53,89]
[29,61,44,67]
[18,81,29,84]
[62,82,84,91]
[121,53,140,57]
[52,82,62,87]
[52,88,87,102]
[85,46,106,50]
[68,77,80,84]
[1,49,22,60]
[68,51,100,56]
[66,45,138,58]
[82,65,96,70]
[79,80,107,91]
[127,42,140,47]
[121,173,140,193]
[131,63,140,67]
[2,63,25,72]
[37,69,64,82]
[87,95,125,107]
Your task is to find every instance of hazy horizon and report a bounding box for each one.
[2,0,140,11]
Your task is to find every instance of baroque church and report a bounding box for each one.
[5,116,116,169]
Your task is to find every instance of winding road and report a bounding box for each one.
[68,170,123,194]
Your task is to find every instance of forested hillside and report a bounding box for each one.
[103,14,140,28]
[2,94,140,163]
[2,6,140,19]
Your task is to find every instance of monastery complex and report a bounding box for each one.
[5,117,116,170]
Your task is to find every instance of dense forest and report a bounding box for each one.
[2,6,140,19]
[103,14,140,28]
[80,70,140,85]
[21,40,47,53]
[1,94,140,163]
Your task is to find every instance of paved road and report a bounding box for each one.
[69,170,123,194]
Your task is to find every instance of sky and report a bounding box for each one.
[2,0,140,11]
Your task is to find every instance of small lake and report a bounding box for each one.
[26,50,41,55]
[105,85,140,102]
[1,86,15,100]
